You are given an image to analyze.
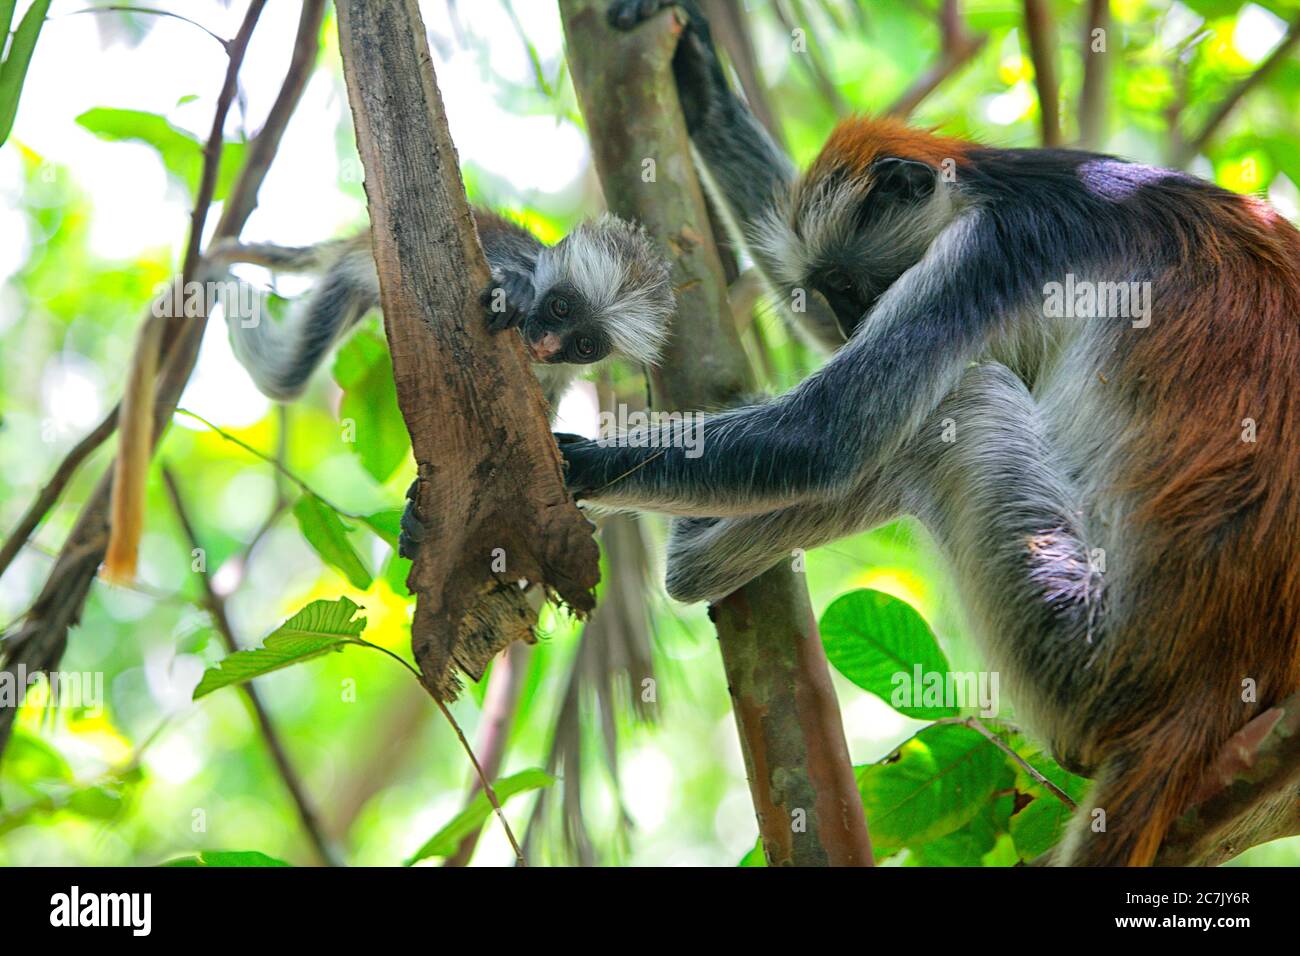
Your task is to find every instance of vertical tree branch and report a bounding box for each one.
[559,0,872,866]
[1022,0,1061,146]
[1077,0,1109,148]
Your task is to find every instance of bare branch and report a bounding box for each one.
[1173,14,1300,167]
[1156,693,1300,866]
[1022,0,1061,146]
[1077,0,1110,148]
[887,0,984,119]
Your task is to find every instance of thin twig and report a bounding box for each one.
[887,0,985,118]
[935,716,1077,809]
[352,635,528,865]
[444,640,530,866]
[162,467,343,867]
[61,5,229,50]
[175,408,354,517]
[772,0,848,115]
[432,694,528,866]
[1172,14,1300,167]
[0,408,117,581]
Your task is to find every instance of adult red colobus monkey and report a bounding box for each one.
[575,0,1300,865]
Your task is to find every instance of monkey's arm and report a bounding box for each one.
[559,216,1017,514]
[609,0,845,351]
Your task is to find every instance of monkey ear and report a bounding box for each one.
[868,157,936,204]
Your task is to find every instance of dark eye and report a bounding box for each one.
[549,295,570,319]
[823,269,853,293]
[575,335,596,358]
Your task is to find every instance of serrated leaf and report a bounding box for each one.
[193,598,367,699]
[163,850,291,867]
[403,769,555,866]
[820,589,956,718]
[74,107,246,200]
[856,724,1006,850]
[332,329,408,483]
[293,494,373,590]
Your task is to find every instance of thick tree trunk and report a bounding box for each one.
[559,0,872,866]
[335,0,600,700]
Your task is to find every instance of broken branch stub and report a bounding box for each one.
[335,0,599,700]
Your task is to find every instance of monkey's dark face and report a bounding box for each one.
[522,280,612,366]
[812,266,873,339]
[770,156,953,340]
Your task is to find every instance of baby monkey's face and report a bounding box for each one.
[522,280,612,365]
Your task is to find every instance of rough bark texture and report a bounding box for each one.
[559,0,872,866]
[334,0,600,701]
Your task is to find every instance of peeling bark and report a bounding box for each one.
[335,0,600,701]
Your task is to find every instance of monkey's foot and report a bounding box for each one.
[481,269,535,332]
[398,479,428,560]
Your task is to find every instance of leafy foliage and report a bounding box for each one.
[192,598,368,700]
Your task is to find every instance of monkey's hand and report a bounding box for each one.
[554,433,612,501]
[398,478,428,560]
[481,269,536,333]
[607,1,720,134]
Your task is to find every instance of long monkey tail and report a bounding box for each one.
[210,235,378,401]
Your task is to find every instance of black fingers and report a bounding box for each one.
[398,479,427,560]
[481,271,535,332]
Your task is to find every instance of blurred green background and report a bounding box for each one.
[0,0,1296,866]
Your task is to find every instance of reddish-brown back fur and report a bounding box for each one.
[1095,193,1300,864]
[813,117,1300,864]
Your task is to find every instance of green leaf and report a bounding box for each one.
[820,589,956,718]
[193,597,367,699]
[738,839,765,867]
[360,509,403,549]
[856,723,1006,851]
[905,793,1010,866]
[0,1,18,47]
[5,731,73,791]
[74,107,246,200]
[403,769,555,866]
[332,329,408,483]
[0,0,51,146]
[293,494,373,590]
[1010,794,1075,862]
[163,850,291,867]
